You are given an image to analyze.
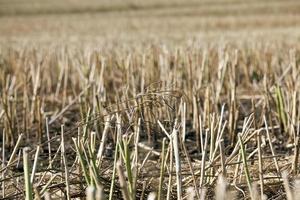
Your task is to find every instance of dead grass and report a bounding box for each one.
[1,0,300,45]
[0,42,300,199]
[1,0,300,199]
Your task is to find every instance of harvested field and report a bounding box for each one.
[0,0,300,199]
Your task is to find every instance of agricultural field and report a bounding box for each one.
[1,0,300,199]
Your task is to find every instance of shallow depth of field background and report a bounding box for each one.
[1,0,300,45]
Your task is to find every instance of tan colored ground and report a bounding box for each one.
[0,0,300,46]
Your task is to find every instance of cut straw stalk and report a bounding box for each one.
[282,171,293,200]
[73,138,90,185]
[158,138,166,200]
[120,136,134,196]
[86,186,104,200]
[182,142,200,199]
[109,141,119,200]
[30,145,40,184]
[219,139,226,176]
[96,116,111,162]
[44,192,52,200]
[238,134,253,199]
[133,118,141,197]
[166,142,173,200]
[293,136,300,175]
[23,147,33,200]
[158,120,182,199]
[186,187,196,200]
[2,129,5,198]
[5,133,23,171]
[215,175,227,200]
[172,121,182,200]
[257,131,264,199]
[45,117,52,168]
[200,129,209,188]
[61,125,70,200]
[275,86,287,133]
[263,116,280,176]
[86,186,95,200]
[117,161,131,200]
[181,101,186,142]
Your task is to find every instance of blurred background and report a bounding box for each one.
[0,0,300,46]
